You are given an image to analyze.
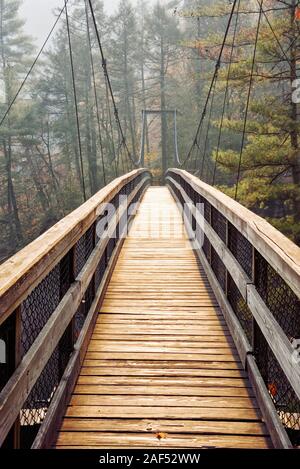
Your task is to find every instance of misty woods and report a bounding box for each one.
[0,0,300,263]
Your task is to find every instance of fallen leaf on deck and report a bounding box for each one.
[155,432,168,440]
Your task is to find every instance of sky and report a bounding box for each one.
[19,0,124,47]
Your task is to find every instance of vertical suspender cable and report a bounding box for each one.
[212,0,241,186]
[84,0,107,186]
[181,0,238,168]
[105,79,118,177]
[65,0,87,201]
[87,0,136,168]
[200,79,217,179]
[234,0,263,201]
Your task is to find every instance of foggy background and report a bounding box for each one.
[20,0,127,45]
[20,0,161,47]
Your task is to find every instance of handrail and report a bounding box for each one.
[0,169,146,327]
[170,168,300,298]
[166,169,300,449]
[0,169,151,448]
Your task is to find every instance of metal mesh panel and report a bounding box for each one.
[74,276,96,339]
[255,329,300,445]
[228,223,253,279]
[74,224,95,277]
[255,251,300,341]
[95,253,106,291]
[211,206,227,243]
[0,172,148,448]
[0,313,16,392]
[204,199,211,222]
[21,265,60,355]
[211,247,226,292]
[203,234,211,263]
[19,250,74,441]
[228,274,253,343]
[20,328,71,430]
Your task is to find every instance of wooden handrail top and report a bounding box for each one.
[168,169,300,298]
[0,169,149,324]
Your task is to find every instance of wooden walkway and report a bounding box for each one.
[56,187,271,449]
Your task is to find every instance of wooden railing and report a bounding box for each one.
[0,169,151,449]
[166,169,300,449]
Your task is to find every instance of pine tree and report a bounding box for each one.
[0,0,34,256]
[145,2,181,175]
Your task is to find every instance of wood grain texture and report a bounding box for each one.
[0,169,149,326]
[55,187,271,449]
[169,169,300,299]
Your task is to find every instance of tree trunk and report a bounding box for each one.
[160,37,168,178]
[3,137,23,245]
[289,0,300,239]
[25,146,50,212]
[123,27,137,162]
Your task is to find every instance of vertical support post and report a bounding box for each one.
[174,110,179,167]
[251,246,257,353]
[0,308,21,448]
[140,110,146,167]
[13,306,22,449]
[207,203,212,265]
[58,247,76,377]
[225,220,230,297]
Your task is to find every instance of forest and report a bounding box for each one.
[0,0,300,263]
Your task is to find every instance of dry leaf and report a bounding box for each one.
[155,432,168,440]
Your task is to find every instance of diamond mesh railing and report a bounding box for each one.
[166,169,300,447]
[0,169,151,448]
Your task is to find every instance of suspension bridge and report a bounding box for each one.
[0,0,300,450]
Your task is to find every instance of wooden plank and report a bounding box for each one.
[56,432,272,449]
[86,344,235,355]
[74,385,254,398]
[79,367,248,378]
[94,325,230,334]
[65,405,262,421]
[91,335,234,343]
[69,395,258,409]
[84,352,239,362]
[97,319,227,325]
[89,339,234,348]
[82,359,244,370]
[76,376,250,387]
[60,418,267,435]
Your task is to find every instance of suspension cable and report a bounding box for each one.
[105,78,118,177]
[65,0,87,201]
[257,0,292,67]
[0,0,70,128]
[212,0,241,186]
[193,91,212,176]
[84,0,107,186]
[200,79,217,179]
[181,0,238,168]
[87,0,136,168]
[234,0,264,201]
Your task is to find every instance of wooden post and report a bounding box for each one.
[225,220,230,297]
[251,246,257,352]
[13,306,22,449]
[0,307,22,448]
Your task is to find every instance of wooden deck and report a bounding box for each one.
[55,187,271,449]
